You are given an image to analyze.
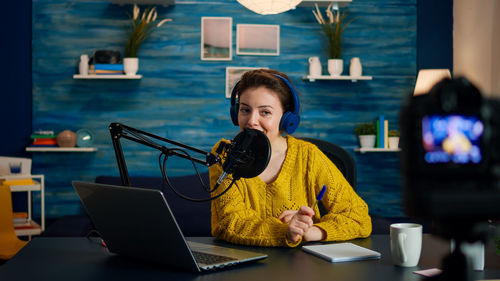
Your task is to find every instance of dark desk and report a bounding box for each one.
[1,235,499,281]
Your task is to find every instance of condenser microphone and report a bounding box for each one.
[216,128,271,185]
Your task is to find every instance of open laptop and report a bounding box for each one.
[72,181,267,272]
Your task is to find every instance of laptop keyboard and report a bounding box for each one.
[192,251,237,265]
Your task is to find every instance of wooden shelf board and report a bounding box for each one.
[9,182,42,192]
[15,220,42,236]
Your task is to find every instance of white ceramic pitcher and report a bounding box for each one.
[308,56,322,76]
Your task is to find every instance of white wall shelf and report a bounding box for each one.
[303,75,373,82]
[26,147,98,152]
[73,74,142,79]
[299,0,351,8]
[354,147,401,153]
[0,174,45,237]
[110,0,174,6]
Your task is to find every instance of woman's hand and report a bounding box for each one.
[281,206,314,243]
[303,226,326,242]
[278,210,297,224]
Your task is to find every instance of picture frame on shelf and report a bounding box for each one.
[236,24,280,56]
[201,17,232,61]
[225,67,269,98]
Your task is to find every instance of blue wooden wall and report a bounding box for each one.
[31,0,416,219]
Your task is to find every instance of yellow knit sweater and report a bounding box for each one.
[210,136,372,247]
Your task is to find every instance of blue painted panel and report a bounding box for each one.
[32,0,416,219]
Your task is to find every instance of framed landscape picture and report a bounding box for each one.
[201,17,232,61]
[236,24,280,56]
[225,67,268,98]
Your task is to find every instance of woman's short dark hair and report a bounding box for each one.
[235,69,298,114]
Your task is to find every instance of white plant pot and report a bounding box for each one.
[123,57,139,76]
[388,137,400,149]
[328,59,343,76]
[359,135,376,148]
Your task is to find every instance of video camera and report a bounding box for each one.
[400,77,500,229]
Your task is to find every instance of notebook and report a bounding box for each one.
[72,181,267,272]
[302,242,381,263]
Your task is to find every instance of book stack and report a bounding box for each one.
[90,63,124,75]
[30,130,57,147]
[13,212,30,227]
[376,116,389,149]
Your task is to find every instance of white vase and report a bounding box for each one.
[388,137,400,149]
[349,57,362,77]
[328,59,343,76]
[79,54,89,76]
[123,57,139,76]
[359,135,376,148]
[308,56,322,76]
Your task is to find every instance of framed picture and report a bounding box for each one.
[201,17,232,61]
[236,24,280,56]
[225,67,268,98]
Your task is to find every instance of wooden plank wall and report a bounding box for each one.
[31,0,416,218]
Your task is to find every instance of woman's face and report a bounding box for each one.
[238,86,285,143]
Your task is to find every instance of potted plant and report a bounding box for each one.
[123,4,171,75]
[388,130,400,149]
[312,4,354,76]
[354,123,377,148]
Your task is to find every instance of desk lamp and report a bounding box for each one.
[413,69,452,96]
[237,0,302,15]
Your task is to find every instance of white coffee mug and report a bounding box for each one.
[450,240,484,271]
[390,223,422,267]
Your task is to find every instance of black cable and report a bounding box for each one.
[166,148,211,191]
[85,229,107,248]
[157,148,211,193]
[157,150,236,202]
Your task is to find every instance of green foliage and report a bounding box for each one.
[124,5,171,58]
[389,130,400,137]
[312,4,355,59]
[354,123,377,136]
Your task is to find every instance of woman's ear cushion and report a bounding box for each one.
[280,112,300,134]
[230,103,239,126]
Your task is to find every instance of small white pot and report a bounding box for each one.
[359,135,376,148]
[388,137,400,149]
[328,59,343,76]
[123,57,139,76]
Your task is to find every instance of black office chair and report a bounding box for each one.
[300,138,409,234]
[300,138,357,191]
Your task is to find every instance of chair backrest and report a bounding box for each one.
[300,138,357,191]
[0,185,16,234]
[0,184,28,259]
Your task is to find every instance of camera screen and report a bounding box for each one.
[422,115,484,164]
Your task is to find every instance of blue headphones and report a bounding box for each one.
[230,74,300,134]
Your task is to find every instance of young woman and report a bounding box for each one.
[209,69,371,247]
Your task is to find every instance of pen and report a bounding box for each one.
[311,185,327,210]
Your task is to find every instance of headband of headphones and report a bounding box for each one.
[230,73,300,134]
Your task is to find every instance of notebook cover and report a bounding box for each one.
[302,242,381,263]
